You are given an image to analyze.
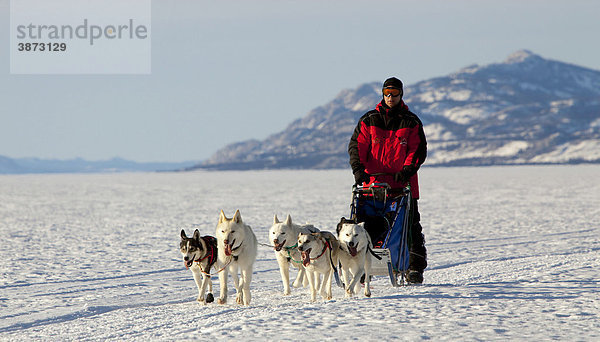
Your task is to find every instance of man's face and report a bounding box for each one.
[383,87,402,108]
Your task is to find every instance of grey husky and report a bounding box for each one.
[180,229,218,304]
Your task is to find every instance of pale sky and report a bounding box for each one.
[1,0,599,162]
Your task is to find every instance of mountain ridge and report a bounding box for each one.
[0,156,196,174]
[190,50,600,170]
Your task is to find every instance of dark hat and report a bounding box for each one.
[383,77,403,89]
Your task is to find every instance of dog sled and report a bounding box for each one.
[349,182,412,287]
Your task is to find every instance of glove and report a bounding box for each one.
[394,165,417,183]
[353,170,370,185]
[393,171,408,183]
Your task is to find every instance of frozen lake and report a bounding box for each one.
[0,165,598,341]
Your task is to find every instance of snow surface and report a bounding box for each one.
[1,166,599,341]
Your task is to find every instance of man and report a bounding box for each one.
[348,77,427,283]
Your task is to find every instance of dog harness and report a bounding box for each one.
[195,236,218,269]
[310,240,331,261]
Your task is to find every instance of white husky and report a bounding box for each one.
[269,214,319,295]
[297,231,340,302]
[215,210,257,305]
[337,218,372,298]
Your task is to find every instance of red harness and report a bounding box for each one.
[195,236,217,268]
[311,240,331,261]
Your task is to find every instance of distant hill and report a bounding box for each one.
[0,156,196,174]
[189,50,600,170]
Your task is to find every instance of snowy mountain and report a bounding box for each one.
[0,156,196,174]
[192,50,600,170]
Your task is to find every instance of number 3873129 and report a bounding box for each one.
[17,42,67,52]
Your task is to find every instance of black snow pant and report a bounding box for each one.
[408,199,427,272]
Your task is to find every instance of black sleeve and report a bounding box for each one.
[348,116,368,183]
[412,114,427,168]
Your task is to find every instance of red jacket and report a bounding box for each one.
[348,100,427,198]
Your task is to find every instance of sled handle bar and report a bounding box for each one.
[353,183,411,195]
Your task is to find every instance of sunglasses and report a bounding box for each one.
[382,88,402,97]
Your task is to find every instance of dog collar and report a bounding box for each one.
[286,247,303,264]
[231,241,242,252]
[284,243,298,250]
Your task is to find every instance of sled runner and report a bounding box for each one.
[349,183,412,286]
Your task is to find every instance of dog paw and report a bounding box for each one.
[364,291,371,298]
[206,293,214,303]
[283,289,291,296]
[217,297,226,305]
[235,293,243,305]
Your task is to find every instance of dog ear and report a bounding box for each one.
[181,229,187,239]
[340,217,355,225]
[284,214,292,226]
[219,210,228,224]
[233,209,242,223]
[193,229,201,241]
[273,214,280,224]
[336,219,345,235]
